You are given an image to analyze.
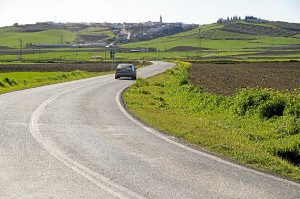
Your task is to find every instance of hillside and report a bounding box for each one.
[0,22,196,48]
[221,21,300,37]
[121,20,300,60]
[0,20,299,61]
[0,22,116,48]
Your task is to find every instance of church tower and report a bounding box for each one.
[160,15,162,23]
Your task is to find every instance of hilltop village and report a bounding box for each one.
[12,16,197,48]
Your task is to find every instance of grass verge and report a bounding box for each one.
[0,70,111,95]
[123,61,300,180]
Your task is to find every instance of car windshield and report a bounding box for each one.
[117,64,133,69]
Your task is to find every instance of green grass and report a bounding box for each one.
[1,49,298,63]
[123,61,300,180]
[0,70,110,94]
[0,29,77,47]
[78,27,116,40]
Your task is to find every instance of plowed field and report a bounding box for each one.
[189,62,300,96]
[0,63,113,72]
[0,61,148,72]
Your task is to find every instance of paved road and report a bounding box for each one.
[1,61,300,198]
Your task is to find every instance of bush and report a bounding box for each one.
[232,88,290,119]
[232,88,271,116]
[285,96,300,118]
[259,98,286,119]
[134,78,150,88]
[275,140,300,166]
[168,62,190,86]
[3,77,17,86]
[178,76,189,86]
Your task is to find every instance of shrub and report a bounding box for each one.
[138,89,150,95]
[3,77,17,86]
[287,119,300,135]
[232,88,271,116]
[58,73,68,79]
[134,78,149,88]
[259,98,286,119]
[232,88,290,119]
[276,141,300,166]
[285,96,300,118]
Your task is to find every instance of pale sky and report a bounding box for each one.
[0,0,299,27]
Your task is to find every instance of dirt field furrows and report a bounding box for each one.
[189,62,300,96]
[0,63,114,72]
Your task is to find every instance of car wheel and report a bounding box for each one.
[115,76,118,79]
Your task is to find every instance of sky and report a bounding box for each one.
[0,0,300,27]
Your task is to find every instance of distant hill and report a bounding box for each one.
[0,22,197,48]
[0,20,299,52]
[121,20,300,59]
[220,21,300,37]
[0,22,116,48]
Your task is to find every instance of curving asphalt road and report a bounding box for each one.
[1,61,300,198]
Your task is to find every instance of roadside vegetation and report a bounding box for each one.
[0,70,110,95]
[123,61,300,180]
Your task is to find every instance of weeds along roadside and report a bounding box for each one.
[123,61,300,180]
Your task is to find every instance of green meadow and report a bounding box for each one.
[0,28,76,47]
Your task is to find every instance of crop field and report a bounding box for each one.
[0,62,113,72]
[189,62,300,96]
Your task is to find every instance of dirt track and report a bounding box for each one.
[189,62,300,96]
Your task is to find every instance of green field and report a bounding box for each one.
[0,29,77,47]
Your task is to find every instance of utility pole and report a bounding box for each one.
[197,29,200,57]
[18,39,23,61]
[198,28,202,57]
[110,49,115,70]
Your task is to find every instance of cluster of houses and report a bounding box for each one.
[111,19,197,43]
[31,19,197,48]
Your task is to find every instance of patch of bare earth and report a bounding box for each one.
[0,61,148,73]
[189,62,300,96]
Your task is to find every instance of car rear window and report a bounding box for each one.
[117,64,133,69]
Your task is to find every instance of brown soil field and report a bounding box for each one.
[0,63,112,72]
[0,61,147,73]
[189,62,300,96]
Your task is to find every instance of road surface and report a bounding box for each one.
[1,61,300,198]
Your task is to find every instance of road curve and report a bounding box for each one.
[1,61,300,198]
